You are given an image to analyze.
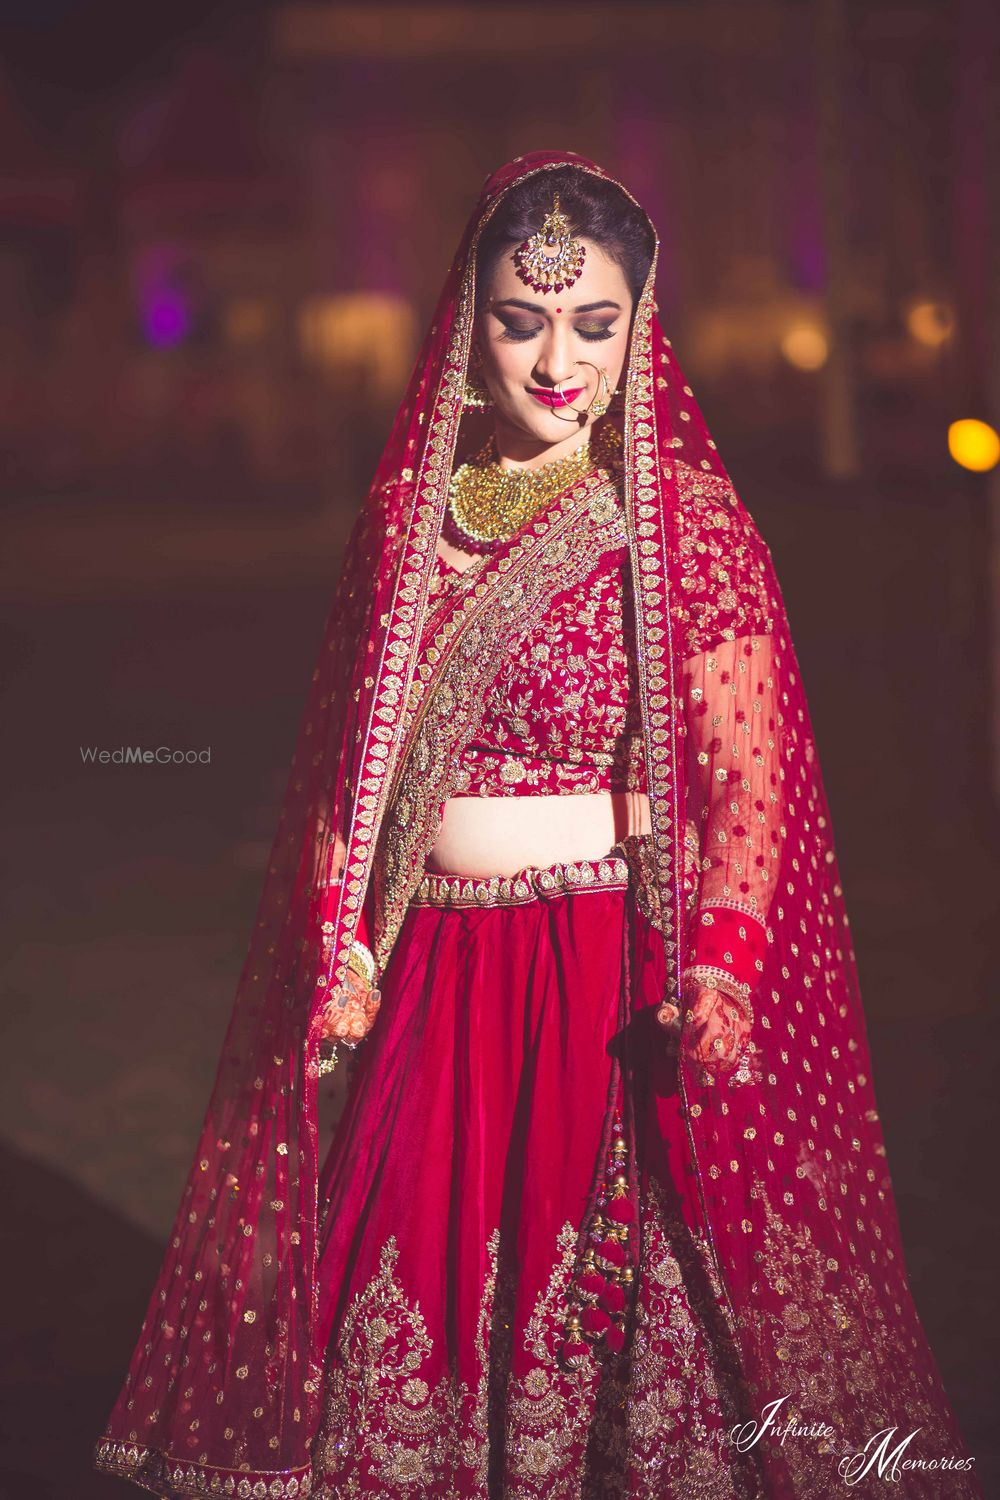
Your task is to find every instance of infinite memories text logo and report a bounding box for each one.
[730,1395,976,1486]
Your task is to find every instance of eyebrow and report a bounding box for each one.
[491,298,622,315]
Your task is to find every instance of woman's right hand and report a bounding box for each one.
[318,968,382,1045]
[315,835,380,1046]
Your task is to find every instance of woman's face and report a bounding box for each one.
[474,237,634,456]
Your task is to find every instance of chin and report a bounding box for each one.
[515,403,589,442]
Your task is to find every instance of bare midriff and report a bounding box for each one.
[425,790,652,878]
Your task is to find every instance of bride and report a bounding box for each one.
[95,150,982,1499]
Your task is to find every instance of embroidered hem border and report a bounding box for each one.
[94,1438,313,1498]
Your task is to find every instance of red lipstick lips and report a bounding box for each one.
[528,387,584,408]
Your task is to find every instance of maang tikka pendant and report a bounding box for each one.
[513,192,586,295]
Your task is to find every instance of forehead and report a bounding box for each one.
[482,235,631,306]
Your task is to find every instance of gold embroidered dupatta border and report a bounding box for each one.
[371,469,628,976]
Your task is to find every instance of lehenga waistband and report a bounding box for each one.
[412,835,652,910]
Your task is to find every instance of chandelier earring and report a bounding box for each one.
[463,345,493,410]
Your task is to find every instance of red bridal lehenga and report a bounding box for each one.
[94,152,983,1500]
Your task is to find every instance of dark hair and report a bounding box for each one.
[474,166,655,312]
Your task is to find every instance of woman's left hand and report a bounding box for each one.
[682,985,750,1072]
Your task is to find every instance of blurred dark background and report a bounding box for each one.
[1,1,998,1496]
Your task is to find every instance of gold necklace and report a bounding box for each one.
[447,422,621,552]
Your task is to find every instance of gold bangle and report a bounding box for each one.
[347,939,376,988]
[682,964,754,1027]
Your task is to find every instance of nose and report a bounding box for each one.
[531,324,579,389]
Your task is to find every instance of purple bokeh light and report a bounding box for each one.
[142,286,191,347]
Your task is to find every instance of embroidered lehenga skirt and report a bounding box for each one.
[311,835,765,1500]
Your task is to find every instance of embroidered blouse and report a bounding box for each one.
[428,544,647,797]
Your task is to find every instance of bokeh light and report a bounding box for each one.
[947,418,1000,472]
[907,300,955,348]
[297,293,417,400]
[142,286,191,348]
[780,323,829,371]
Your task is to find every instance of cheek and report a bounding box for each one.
[488,342,532,386]
[609,344,629,383]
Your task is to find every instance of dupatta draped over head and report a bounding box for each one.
[96,151,981,1500]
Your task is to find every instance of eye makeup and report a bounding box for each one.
[574,323,616,342]
[495,316,617,344]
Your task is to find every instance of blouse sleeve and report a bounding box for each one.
[681,634,782,1022]
[669,463,782,1023]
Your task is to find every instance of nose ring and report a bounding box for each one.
[546,363,617,422]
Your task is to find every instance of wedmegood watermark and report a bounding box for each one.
[79,745,212,765]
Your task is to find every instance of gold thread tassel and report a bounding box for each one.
[558,1106,634,1368]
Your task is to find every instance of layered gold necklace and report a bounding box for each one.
[447,422,621,554]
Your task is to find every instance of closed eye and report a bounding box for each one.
[497,321,617,344]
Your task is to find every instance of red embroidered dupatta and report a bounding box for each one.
[94,150,982,1500]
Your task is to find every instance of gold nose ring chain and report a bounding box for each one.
[549,360,617,421]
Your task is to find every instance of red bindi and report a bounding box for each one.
[556,306,561,313]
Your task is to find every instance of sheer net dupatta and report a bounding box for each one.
[91,161,478,1500]
[680,629,782,1081]
[666,457,983,1496]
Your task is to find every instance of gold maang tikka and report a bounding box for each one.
[513,192,586,294]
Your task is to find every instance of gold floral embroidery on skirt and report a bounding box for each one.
[311,1180,767,1499]
[312,1229,498,1497]
[624,1174,765,1499]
